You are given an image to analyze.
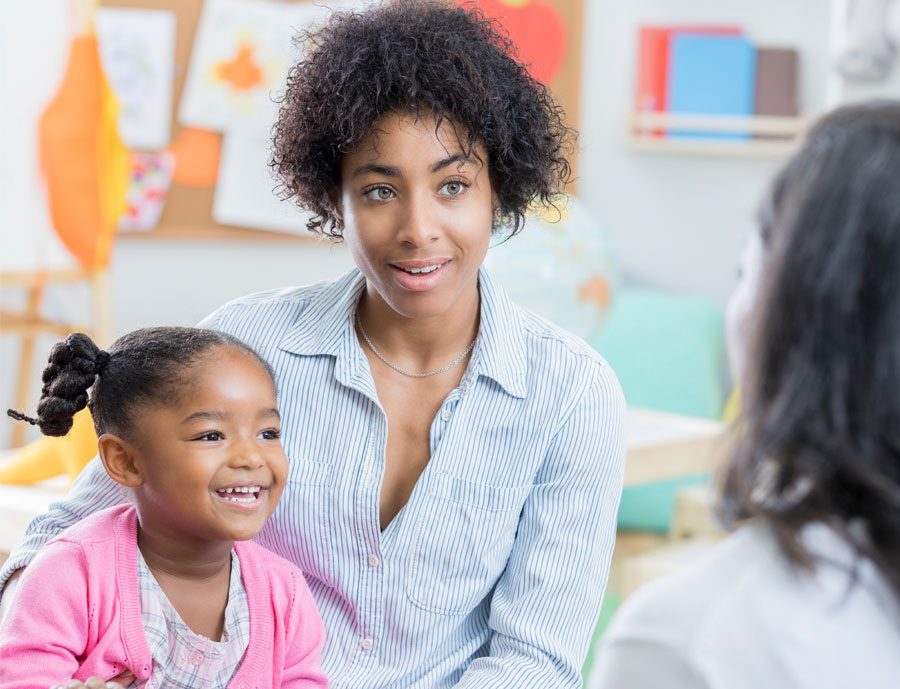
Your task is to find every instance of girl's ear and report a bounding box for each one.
[98,433,144,488]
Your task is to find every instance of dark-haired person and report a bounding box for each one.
[592,101,900,689]
[0,2,626,687]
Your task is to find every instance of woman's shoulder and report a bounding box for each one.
[199,269,359,332]
[599,523,900,689]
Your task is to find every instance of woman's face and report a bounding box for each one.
[725,229,767,386]
[338,110,496,321]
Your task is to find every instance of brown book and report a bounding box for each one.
[754,47,799,118]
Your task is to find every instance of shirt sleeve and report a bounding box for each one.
[280,570,329,688]
[0,457,129,593]
[453,364,627,688]
[0,540,90,687]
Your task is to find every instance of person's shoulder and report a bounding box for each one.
[51,504,133,550]
[200,269,359,335]
[605,527,779,652]
[515,304,611,372]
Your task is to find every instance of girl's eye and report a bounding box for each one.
[364,186,395,201]
[440,180,467,197]
[197,432,223,442]
[259,429,281,440]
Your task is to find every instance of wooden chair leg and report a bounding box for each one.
[12,284,43,448]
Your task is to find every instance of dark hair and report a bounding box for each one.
[719,101,900,601]
[7,328,275,439]
[271,0,573,238]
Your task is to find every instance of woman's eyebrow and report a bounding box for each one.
[351,163,400,178]
[430,153,471,173]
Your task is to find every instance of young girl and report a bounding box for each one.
[0,328,327,688]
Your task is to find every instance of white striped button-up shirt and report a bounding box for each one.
[2,268,626,688]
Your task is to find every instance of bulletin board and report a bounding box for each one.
[101,0,316,243]
[468,0,585,189]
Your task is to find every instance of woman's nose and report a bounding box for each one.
[398,194,440,247]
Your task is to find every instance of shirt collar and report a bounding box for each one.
[278,267,528,399]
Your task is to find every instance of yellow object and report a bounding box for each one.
[722,388,741,424]
[0,409,97,485]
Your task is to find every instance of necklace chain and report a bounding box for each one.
[356,313,476,378]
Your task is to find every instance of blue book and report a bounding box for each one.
[667,33,757,139]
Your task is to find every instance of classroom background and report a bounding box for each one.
[1,0,899,682]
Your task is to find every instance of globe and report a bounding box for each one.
[485,196,617,343]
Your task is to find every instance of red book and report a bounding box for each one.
[635,25,743,135]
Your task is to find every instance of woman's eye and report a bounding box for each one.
[197,432,223,442]
[259,429,281,440]
[364,186,395,201]
[441,181,467,197]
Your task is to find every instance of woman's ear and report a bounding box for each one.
[98,433,144,488]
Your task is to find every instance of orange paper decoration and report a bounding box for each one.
[38,30,129,269]
[169,127,221,187]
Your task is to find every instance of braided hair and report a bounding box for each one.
[7,327,274,439]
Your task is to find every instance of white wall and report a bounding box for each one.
[579,0,835,303]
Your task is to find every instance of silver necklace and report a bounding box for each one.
[356,313,476,378]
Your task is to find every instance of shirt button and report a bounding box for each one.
[440,409,452,422]
[360,637,373,651]
[190,650,204,665]
[367,554,379,568]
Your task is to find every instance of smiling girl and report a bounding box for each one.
[0,329,326,688]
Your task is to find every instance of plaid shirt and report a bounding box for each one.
[134,549,250,688]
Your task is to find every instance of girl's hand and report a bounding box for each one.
[50,679,127,689]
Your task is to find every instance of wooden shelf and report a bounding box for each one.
[116,226,322,243]
[627,112,808,157]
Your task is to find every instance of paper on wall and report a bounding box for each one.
[95,8,176,150]
[213,134,312,235]
[179,0,338,139]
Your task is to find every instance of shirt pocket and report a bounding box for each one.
[265,457,335,586]
[406,472,530,616]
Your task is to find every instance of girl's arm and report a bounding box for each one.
[0,540,91,687]
[280,569,329,688]
[0,457,129,594]
[453,365,627,689]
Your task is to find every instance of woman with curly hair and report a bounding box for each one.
[0,2,626,687]
[593,102,900,689]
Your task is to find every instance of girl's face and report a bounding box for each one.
[725,229,767,386]
[338,110,496,321]
[124,347,288,544]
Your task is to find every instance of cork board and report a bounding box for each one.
[101,0,315,243]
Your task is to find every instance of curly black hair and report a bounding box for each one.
[271,0,574,238]
[7,328,275,440]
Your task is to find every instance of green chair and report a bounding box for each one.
[591,288,726,532]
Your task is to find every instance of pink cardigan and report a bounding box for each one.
[0,505,328,689]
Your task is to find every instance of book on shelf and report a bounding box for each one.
[634,25,742,136]
[667,33,757,140]
[754,47,799,119]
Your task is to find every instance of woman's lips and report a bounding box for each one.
[389,259,451,291]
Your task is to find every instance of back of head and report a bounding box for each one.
[720,100,900,600]
[10,327,274,440]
